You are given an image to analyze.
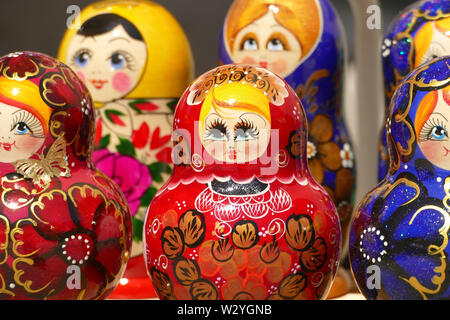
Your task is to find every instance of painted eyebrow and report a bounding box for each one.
[108,37,131,43]
[430,112,448,122]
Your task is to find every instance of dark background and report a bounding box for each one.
[0,0,415,76]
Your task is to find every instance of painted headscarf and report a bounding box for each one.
[58,0,194,100]
[0,51,95,180]
[167,64,310,190]
[379,0,450,179]
[219,0,348,117]
[350,56,450,300]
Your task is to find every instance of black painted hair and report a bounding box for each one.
[77,13,143,41]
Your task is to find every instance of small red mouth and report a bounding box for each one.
[1,141,16,151]
[228,150,237,161]
[90,79,108,90]
[259,61,268,69]
[444,146,450,156]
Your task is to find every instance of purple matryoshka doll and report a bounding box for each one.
[219,0,356,298]
[144,64,341,300]
[350,56,450,300]
[379,0,450,181]
[0,51,131,300]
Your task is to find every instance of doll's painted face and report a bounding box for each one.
[415,18,450,67]
[417,88,450,170]
[200,108,270,164]
[66,23,147,103]
[0,102,45,163]
[230,10,302,78]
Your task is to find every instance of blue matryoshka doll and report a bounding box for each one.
[218,0,355,297]
[350,56,450,300]
[379,0,450,181]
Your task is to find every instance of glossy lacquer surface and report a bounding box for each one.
[0,51,131,299]
[350,57,450,300]
[218,0,355,259]
[58,0,194,299]
[144,64,341,300]
[378,0,450,181]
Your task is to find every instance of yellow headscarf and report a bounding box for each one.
[58,0,195,100]
[0,77,52,134]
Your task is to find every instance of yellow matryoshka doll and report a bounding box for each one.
[58,0,194,299]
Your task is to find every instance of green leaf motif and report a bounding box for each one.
[116,138,136,157]
[140,186,158,207]
[167,98,179,113]
[148,162,172,183]
[132,217,144,242]
[97,134,111,149]
[105,109,125,123]
[128,99,148,114]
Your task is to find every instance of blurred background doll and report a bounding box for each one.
[58,0,194,299]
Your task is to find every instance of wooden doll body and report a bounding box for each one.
[350,56,450,300]
[144,64,341,300]
[0,51,131,300]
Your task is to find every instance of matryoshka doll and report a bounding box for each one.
[144,64,341,300]
[58,0,194,298]
[0,51,131,300]
[349,56,450,300]
[218,0,356,297]
[378,0,450,181]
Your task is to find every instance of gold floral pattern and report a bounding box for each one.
[187,65,289,106]
[306,114,342,184]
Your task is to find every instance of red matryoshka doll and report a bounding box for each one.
[0,51,131,300]
[144,65,341,300]
[58,0,194,299]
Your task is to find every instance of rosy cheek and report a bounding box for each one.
[112,71,132,93]
[270,59,288,76]
[240,56,257,65]
[420,141,446,163]
[76,71,86,83]
[15,136,44,152]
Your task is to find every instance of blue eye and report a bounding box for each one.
[14,122,30,135]
[431,125,447,140]
[208,129,227,141]
[242,38,258,51]
[75,51,90,68]
[110,53,126,70]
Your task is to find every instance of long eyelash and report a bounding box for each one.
[11,111,44,138]
[71,48,92,65]
[234,119,259,139]
[419,116,447,141]
[110,50,137,71]
[205,119,228,139]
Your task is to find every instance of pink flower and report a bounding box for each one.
[93,149,151,216]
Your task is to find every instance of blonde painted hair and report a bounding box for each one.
[225,0,321,60]
[199,82,271,131]
[414,17,450,67]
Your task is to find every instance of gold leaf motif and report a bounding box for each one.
[12,258,53,294]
